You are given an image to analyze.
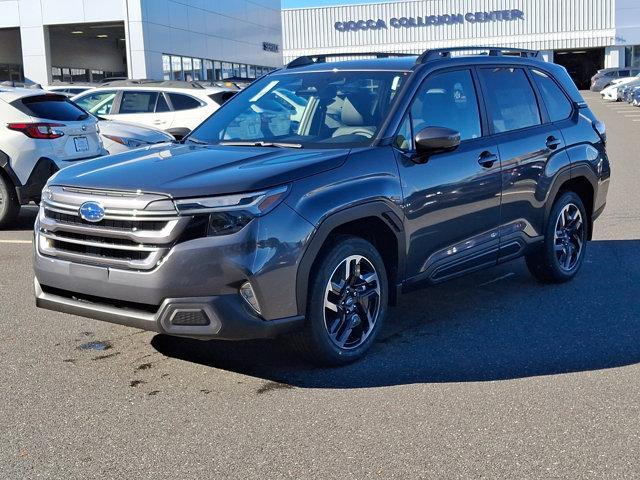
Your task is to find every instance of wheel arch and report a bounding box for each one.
[0,149,21,188]
[296,202,405,314]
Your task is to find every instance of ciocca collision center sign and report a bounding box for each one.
[334,9,524,31]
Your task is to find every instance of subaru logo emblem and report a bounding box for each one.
[79,201,105,222]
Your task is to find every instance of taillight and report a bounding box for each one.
[7,123,65,139]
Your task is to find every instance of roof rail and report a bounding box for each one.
[287,52,416,69]
[417,47,540,64]
[97,79,206,89]
[99,78,158,87]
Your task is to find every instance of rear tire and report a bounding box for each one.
[525,192,588,284]
[291,235,388,366]
[0,173,19,229]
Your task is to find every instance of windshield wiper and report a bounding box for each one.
[219,141,303,149]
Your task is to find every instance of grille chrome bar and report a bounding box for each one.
[37,186,186,271]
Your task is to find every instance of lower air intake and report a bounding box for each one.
[170,309,210,326]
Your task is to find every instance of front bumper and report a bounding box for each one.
[35,278,304,340]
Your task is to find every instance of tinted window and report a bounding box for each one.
[73,91,117,115]
[410,69,481,141]
[68,88,89,95]
[531,69,572,122]
[156,94,170,112]
[209,91,237,105]
[619,70,630,77]
[168,93,201,111]
[119,91,158,114]
[15,95,88,121]
[480,68,541,133]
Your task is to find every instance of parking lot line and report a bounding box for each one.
[0,239,32,244]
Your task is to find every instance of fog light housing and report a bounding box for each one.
[239,281,261,315]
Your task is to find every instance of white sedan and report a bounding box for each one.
[97,119,175,154]
[601,75,640,101]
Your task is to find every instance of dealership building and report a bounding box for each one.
[0,0,283,85]
[283,0,640,88]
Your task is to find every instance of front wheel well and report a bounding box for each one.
[313,216,400,306]
[555,176,594,239]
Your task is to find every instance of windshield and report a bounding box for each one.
[188,70,409,148]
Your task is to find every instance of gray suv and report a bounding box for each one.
[34,48,610,365]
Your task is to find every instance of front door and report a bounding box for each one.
[395,68,502,284]
[116,90,174,130]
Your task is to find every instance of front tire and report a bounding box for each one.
[0,173,19,229]
[292,235,388,366]
[526,192,588,283]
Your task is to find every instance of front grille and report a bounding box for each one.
[38,186,190,270]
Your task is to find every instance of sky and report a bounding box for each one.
[282,0,396,8]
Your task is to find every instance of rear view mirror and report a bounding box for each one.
[414,126,461,161]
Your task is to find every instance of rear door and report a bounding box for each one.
[477,66,571,261]
[166,92,208,130]
[115,90,174,129]
[394,68,502,283]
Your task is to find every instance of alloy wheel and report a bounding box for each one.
[553,203,585,271]
[323,254,381,350]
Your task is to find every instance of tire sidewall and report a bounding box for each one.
[0,173,18,228]
[544,192,588,281]
[306,236,388,364]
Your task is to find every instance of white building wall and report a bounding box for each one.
[283,0,621,63]
[134,0,283,79]
[0,0,282,84]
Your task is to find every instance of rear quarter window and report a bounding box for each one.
[530,69,573,122]
[168,93,202,111]
[209,91,237,105]
[12,94,88,121]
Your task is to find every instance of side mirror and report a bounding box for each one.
[414,126,461,161]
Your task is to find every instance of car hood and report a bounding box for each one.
[50,143,351,198]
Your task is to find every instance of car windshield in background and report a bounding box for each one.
[13,94,89,121]
[188,70,409,148]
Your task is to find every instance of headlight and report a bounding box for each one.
[103,135,148,148]
[174,185,289,237]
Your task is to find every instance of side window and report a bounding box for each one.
[156,93,170,113]
[394,114,412,150]
[119,91,158,114]
[74,91,117,115]
[530,69,573,122]
[619,70,630,77]
[410,69,481,141]
[168,93,202,111]
[479,68,541,133]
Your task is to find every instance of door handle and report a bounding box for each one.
[478,151,498,168]
[546,136,562,150]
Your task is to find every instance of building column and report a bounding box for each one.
[20,25,51,86]
[540,50,554,63]
[605,46,626,68]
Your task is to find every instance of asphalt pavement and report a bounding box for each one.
[0,91,638,479]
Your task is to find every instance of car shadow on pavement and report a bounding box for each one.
[152,239,640,388]
[11,205,38,231]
